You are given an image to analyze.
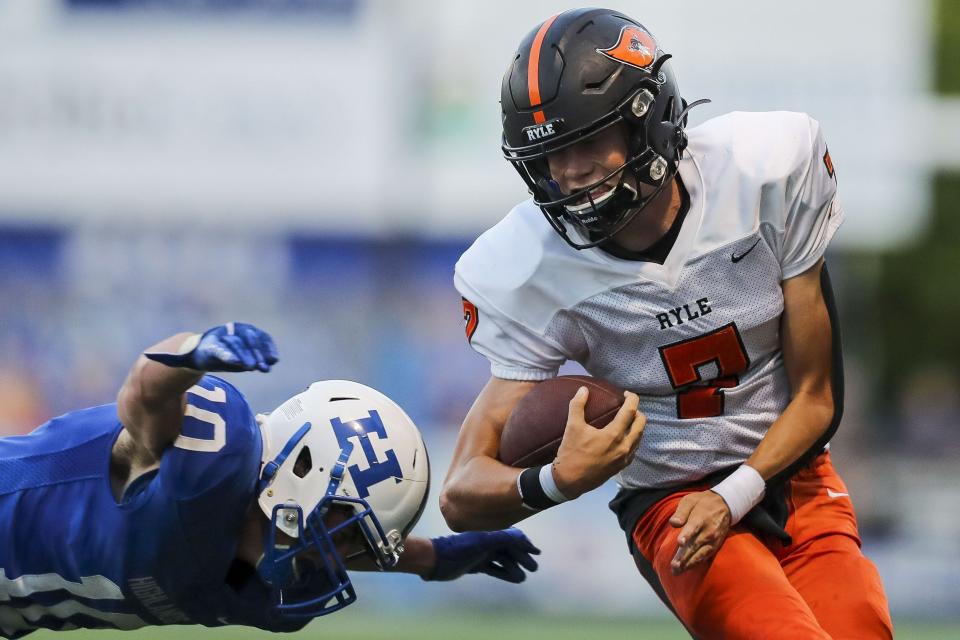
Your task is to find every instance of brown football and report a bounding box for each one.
[499,374,625,467]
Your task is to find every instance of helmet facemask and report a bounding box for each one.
[255,494,401,619]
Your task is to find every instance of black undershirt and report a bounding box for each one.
[596,175,690,264]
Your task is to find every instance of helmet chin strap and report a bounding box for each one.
[556,166,674,250]
[563,182,622,215]
[562,168,635,221]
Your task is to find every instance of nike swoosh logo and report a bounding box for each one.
[826,489,849,499]
[731,239,761,263]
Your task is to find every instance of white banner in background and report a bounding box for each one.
[0,0,943,246]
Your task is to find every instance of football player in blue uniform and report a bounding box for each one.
[0,322,539,637]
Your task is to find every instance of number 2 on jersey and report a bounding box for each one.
[658,323,750,419]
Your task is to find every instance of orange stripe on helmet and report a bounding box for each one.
[527,14,559,121]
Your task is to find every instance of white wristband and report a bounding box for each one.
[710,465,765,525]
[539,464,570,504]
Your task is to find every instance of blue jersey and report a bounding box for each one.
[0,376,306,637]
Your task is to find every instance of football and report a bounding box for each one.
[499,375,626,467]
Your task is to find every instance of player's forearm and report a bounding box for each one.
[440,456,532,531]
[441,377,540,530]
[117,333,204,446]
[126,333,206,401]
[341,535,433,577]
[745,389,834,481]
[391,535,435,578]
[747,259,837,481]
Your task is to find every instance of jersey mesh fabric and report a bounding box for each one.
[545,235,787,488]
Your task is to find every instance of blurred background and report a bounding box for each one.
[1,0,958,637]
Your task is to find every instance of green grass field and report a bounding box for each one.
[28,611,960,640]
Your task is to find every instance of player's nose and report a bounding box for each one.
[547,148,594,193]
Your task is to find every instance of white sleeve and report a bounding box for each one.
[456,281,566,382]
[779,116,845,279]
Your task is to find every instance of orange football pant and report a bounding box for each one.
[631,452,893,639]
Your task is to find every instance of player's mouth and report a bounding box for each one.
[564,184,617,214]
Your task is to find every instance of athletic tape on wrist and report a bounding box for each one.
[517,465,568,511]
[710,464,766,525]
[539,463,570,504]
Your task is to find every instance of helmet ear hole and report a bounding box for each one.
[292,447,313,479]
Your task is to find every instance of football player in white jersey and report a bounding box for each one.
[440,8,892,639]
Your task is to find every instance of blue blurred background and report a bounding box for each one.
[1,0,958,633]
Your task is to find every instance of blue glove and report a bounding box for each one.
[145,322,278,373]
[426,528,540,583]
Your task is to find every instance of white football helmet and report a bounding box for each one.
[255,380,430,618]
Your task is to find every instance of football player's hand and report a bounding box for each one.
[668,490,732,575]
[552,388,646,499]
[425,528,540,583]
[145,322,278,373]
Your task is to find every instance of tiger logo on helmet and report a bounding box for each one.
[597,25,658,69]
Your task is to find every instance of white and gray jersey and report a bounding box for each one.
[455,111,843,490]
